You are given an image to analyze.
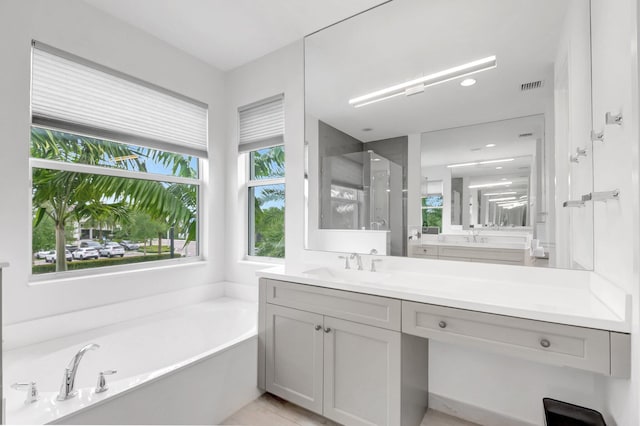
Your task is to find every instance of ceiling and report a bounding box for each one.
[82,0,387,71]
[305,0,571,142]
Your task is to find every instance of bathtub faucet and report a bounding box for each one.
[57,343,100,401]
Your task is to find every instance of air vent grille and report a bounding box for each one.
[518,132,534,138]
[520,80,544,91]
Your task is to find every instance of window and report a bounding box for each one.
[422,195,443,232]
[30,42,207,276]
[239,95,285,259]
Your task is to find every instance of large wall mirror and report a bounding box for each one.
[305,0,594,270]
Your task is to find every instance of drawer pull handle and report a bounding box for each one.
[438,321,447,329]
[324,327,332,333]
[540,339,551,348]
[314,325,322,331]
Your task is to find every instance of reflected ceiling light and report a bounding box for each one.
[447,158,514,168]
[496,166,503,170]
[485,143,496,148]
[480,158,514,165]
[468,181,512,189]
[460,78,476,87]
[488,197,516,202]
[484,191,517,196]
[349,55,497,108]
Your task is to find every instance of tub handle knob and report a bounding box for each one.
[95,370,118,394]
[11,381,38,404]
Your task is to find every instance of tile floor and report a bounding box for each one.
[222,393,480,426]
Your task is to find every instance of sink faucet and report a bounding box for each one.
[350,253,363,270]
[57,343,100,401]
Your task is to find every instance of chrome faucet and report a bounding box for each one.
[57,343,100,401]
[350,252,363,270]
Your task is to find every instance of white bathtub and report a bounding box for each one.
[3,297,260,424]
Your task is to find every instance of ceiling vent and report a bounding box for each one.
[518,132,534,138]
[520,80,544,91]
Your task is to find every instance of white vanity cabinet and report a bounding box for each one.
[260,279,428,426]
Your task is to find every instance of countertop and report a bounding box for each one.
[257,265,629,333]
[416,241,528,250]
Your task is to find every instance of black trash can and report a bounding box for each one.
[543,398,606,426]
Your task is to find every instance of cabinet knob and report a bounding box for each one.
[324,327,332,333]
[314,325,322,331]
[540,339,551,348]
[438,321,447,329]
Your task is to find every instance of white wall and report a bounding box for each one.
[590,0,640,424]
[0,0,227,324]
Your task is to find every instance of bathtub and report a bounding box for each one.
[3,297,260,424]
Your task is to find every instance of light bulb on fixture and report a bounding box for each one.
[460,78,476,87]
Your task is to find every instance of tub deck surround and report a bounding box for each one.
[3,297,258,425]
[256,265,629,333]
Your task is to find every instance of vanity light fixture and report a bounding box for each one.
[447,158,514,168]
[349,55,497,108]
[488,197,516,202]
[460,78,476,87]
[484,191,517,196]
[468,181,512,189]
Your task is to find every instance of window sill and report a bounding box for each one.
[28,256,207,286]
[240,256,285,267]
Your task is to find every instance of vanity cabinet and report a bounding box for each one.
[260,279,428,426]
[402,301,624,376]
[410,244,531,265]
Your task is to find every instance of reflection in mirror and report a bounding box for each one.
[305,0,594,270]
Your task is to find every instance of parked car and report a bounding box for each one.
[120,240,140,250]
[35,249,53,259]
[79,240,103,250]
[65,244,79,253]
[99,243,125,258]
[72,247,99,260]
[45,250,73,263]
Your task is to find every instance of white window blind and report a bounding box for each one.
[31,42,208,157]
[239,94,284,153]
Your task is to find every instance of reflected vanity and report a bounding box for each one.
[305,0,594,270]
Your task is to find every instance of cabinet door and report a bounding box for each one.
[323,317,401,426]
[265,304,324,413]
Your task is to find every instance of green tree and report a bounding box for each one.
[115,211,168,254]
[31,128,197,272]
[32,215,56,252]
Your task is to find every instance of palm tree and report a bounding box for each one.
[31,128,197,272]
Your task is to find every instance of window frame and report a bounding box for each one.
[28,131,205,282]
[245,145,285,262]
[421,193,444,232]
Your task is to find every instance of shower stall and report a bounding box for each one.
[320,150,405,256]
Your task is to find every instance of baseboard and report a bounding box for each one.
[429,393,537,426]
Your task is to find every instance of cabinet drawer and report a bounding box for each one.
[402,301,610,374]
[266,279,401,331]
[438,246,524,262]
[411,245,438,257]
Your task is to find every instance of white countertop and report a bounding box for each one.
[418,241,527,250]
[257,265,630,333]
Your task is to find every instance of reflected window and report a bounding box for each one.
[422,194,443,232]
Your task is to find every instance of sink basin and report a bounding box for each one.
[302,267,391,285]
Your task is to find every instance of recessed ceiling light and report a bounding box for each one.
[461,78,477,87]
[362,128,373,132]
[501,178,508,181]
[485,143,496,148]
[496,166,503,170]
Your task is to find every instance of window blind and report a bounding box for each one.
[238,94,284,153]
[31,42,208,157]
